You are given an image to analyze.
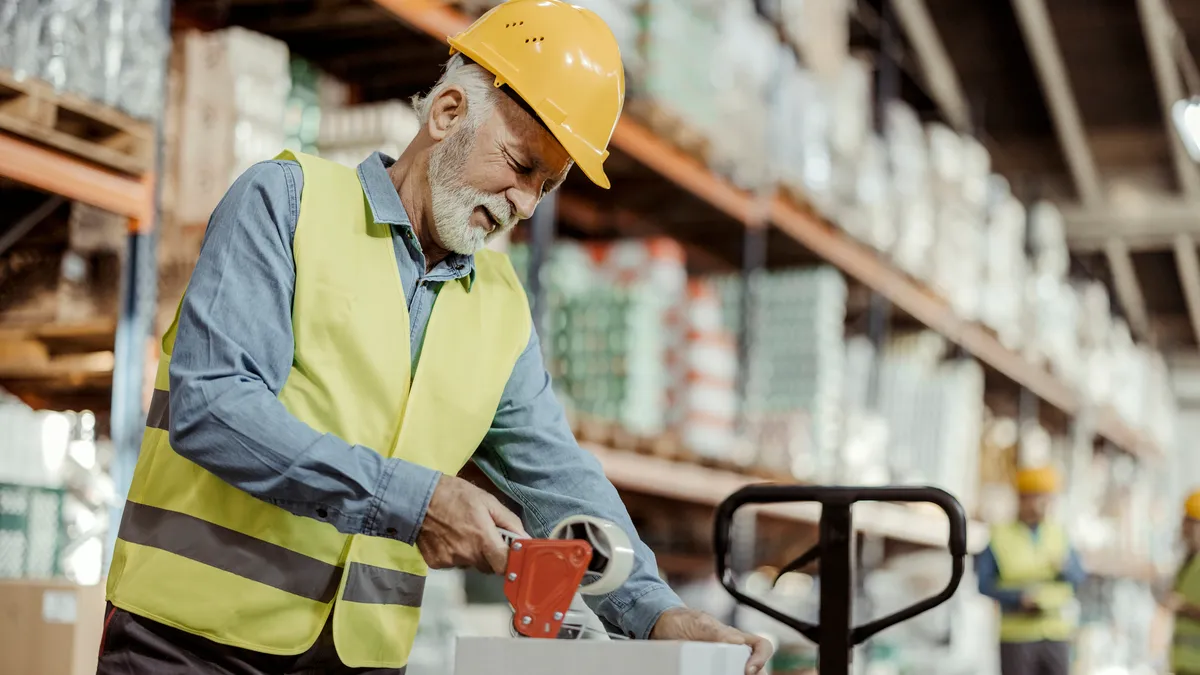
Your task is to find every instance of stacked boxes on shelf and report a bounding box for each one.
[175,28,290,224]
[284,58,322,155]
[585,239,689,438]
[980,177,1028,350]
[0,0,168,120]
[318,100,422,169]
[710,267,847,479]
[675,280,739,461]
[887,102,935,278]
[633,0,721,155]
[927,124,989,321]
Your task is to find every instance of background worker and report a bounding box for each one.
[96,2,771,674]
[1167,491,1200,675]
[976,466,1086,675]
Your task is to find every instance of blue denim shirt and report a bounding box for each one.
[975,524,1087,611]
[167,152,683,639]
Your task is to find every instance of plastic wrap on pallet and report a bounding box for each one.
[776,64,835,214]
[3,0,167,120]
[886,101,935,279]
[636,0,720,138]
[841,134,895,252]
[829,57,873,209]
[1077,281,1113,407]
[980,177,1027,349]
[318,100,421,167]
[1029,200,1070,279]
[707,1,778,190]
[284,58,322,154]
[677,280,738,461]
[710,267,846,479]
[587,239,688,437]
[176,28,290,224]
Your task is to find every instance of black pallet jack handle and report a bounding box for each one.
[713,485,969,675]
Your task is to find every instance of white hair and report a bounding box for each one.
[411,53,501,129]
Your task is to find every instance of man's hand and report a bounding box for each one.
[1019,592,1040,612]
[650,607,773,675]
[416,474,527,574]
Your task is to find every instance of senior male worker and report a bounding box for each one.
[96,2,772,674]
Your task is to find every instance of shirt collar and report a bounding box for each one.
[356,152,476,289]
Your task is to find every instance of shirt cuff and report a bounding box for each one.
[618,585,687,640]
[368,456,441,545]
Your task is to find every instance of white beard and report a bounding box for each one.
[427,123,517,255]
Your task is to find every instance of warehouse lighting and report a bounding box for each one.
[1172,97,1200,162]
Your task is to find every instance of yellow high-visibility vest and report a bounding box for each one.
[105,151,531,668]
[991,521,1078,643]
[1173,555,1200,674]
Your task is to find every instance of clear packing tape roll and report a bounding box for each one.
[549,515,635,596]
[500,516,636,640]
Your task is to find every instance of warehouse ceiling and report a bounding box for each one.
[910,0,1200,353]
[177,0,1200,354]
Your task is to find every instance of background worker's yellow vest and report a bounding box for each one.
[991,521,1078,643]
[1172,555,1200,674]
[105,152,531,668]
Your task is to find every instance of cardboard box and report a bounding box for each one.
[454,637,751,675]
[0,579,107,675]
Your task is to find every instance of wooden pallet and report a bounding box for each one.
[0,69,154,175]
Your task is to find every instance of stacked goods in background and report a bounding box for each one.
[174,28,291,225]
[843,332,985,513]
[709,268,847,479]
[0,397,113,585]
[318,100,422,169]
[674,280,739,461]
[0,0,168,120]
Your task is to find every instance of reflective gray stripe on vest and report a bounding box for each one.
[342,562,425,606]
[120,501,342,603]
[147,388,169,431]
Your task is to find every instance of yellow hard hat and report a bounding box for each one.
[1015,466,1060,495]
[448,0,625,189]
[1186,491,1200,520]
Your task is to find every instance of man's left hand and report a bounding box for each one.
[650,607,773,675]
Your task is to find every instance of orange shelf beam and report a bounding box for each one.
[587,443,990,552]
[0,132,152,223]
[368,0,1160,461]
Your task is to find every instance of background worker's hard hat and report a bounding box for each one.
[1015,466,1060,495]
[448,0,625,189]
[1187,490,1200,520]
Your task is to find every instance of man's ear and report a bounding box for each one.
[427,86,468,142]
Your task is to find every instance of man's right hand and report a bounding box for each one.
[416,474,528,574]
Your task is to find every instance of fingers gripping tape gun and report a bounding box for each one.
[500,515,634,639]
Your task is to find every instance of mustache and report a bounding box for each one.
[480,194,517,230]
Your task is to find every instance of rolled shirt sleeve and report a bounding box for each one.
[166,159,439,545]
[473,326,685,639]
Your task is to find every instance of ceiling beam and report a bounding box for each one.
[1063,201,1200,249]
[1175,234,1200,346]
[1010,0,1155,340]
[1009,0,1104,206]
[890,0,970,131]
[1137,0,1200,346]
[1104,238,1152,340]
[1137,0,1200,198]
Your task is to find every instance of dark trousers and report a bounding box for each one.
[999,640,1070,675]
[96,603,405,675]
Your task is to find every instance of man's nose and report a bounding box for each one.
[508,188,539,221]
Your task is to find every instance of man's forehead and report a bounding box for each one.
[495,92,571,172]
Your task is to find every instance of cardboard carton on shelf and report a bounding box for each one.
[0,578,107,675]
